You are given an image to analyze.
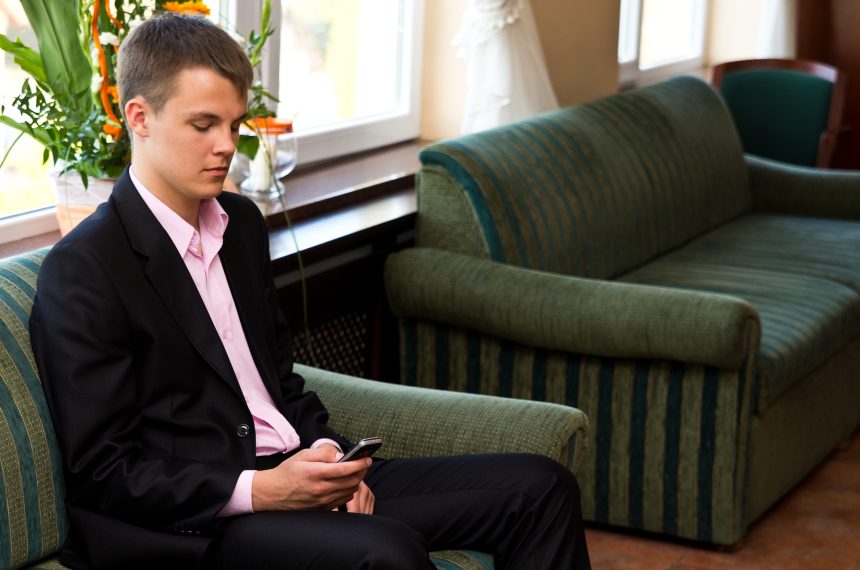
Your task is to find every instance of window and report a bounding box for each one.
[618,0,708,86]
[225,0,423,165]
[0,0,55,227]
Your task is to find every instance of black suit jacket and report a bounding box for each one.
[30,168,350,569]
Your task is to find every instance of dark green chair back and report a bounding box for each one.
[713,59,845,168]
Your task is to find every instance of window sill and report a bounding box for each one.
[620,64,713,91]
[0,139,427,263]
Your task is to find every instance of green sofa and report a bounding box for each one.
[0,250,587,570]
[384,76,860,546]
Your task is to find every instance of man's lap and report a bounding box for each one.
[204,453,582,569]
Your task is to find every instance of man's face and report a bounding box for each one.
[131,66,247,218]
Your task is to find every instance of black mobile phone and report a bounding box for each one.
[337,437,383,463]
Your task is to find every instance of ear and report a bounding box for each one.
[125,97,149,137]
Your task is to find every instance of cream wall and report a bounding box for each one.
[532,0,620,107]
[420,0,467,141]
[708,0,764,64]
[421,0,621,141]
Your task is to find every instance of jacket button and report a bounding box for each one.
[237,424,250,438]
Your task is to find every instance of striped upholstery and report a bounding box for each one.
[430,550,494,570]
[619,214,860,409]
[416,76,750,279]
[387,76,860,546]
[24,559,67,570]
[0,251,68,570]
[402,320,757,545]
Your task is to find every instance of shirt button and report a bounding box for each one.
[236,424,250,438]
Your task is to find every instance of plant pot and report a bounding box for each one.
[48,168,115,236]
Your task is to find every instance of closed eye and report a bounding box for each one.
[192,124,211,132]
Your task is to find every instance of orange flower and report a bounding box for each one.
[246,116,293,134]
[91,0,123,130]
[103,122,123,139]
[107,85,119,103]
[163,1,211,16]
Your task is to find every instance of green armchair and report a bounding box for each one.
[712,58,846,167]
[0,250,587,570]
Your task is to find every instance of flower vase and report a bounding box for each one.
[232,119,298,201]
[49,167,115,236]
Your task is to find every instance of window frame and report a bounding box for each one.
[225,0,424,166]
[618,0,709,87]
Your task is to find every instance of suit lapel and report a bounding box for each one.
[111,169,243,397]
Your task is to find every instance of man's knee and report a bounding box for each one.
[343,515,433,569]
[502,453,581,504]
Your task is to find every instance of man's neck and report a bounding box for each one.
[130,162,201,230]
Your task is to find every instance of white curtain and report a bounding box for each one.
[453,0,559,135]
[756,0,797,59]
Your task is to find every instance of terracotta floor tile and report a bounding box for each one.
[584,527,691,569]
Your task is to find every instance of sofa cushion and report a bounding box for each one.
[417,77,752,280]
[619,214,860,410]
[0,251,68,570]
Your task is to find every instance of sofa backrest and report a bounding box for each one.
[0,250,68,570]
[416,76,752,279]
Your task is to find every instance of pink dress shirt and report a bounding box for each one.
[130,170,338,516]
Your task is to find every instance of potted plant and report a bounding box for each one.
[0,0,277,234]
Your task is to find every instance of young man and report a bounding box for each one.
[30,12,590,570]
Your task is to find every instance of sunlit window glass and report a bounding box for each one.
[278,0,403,131]
[639,0,705,69]
[0,0,55,219]
[618,0,641,64]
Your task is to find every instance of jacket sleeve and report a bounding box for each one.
[29,241,242,534]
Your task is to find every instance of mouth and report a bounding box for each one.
[205,167,229,177]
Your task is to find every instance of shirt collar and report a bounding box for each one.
[129,167,229,262]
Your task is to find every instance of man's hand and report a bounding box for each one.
[344,480,375,514]
[251,446,371,512]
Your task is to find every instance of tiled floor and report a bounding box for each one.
[585,430,860,569]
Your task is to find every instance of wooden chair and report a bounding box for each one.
[712,58,846,168]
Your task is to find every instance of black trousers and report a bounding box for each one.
[203,453,590,569]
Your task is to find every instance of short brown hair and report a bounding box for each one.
[117,12,253,123]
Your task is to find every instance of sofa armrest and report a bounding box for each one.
[296,364,589,473]
[747,154,860,220]
[385,248,760,371]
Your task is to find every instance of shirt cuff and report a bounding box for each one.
[310,438,342,453]
[217,469,256,517]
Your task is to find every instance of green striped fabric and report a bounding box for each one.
[430,550,494,570]
[0,251,68,570]
[416,76,751,280]
[402,320,757,545]
[618,214,860,409]
[23,559,68,570]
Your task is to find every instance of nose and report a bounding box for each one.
[214,124,237,156]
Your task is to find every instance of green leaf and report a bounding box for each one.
[0,33,48,87]
[237,134,260,160]
[0,114,52,146]
[21,0,94,114]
